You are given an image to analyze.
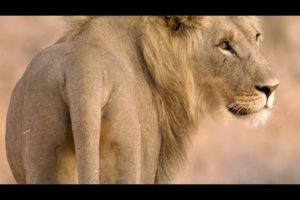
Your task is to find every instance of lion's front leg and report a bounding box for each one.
[65,65,104,184]
[99,83,142,184]
[65,61,142,184]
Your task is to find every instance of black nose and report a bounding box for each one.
[255,84,279,98]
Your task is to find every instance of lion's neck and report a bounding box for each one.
[140,17,200,183]
[152,81,199,183]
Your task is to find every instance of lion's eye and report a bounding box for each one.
[218,41,236,55]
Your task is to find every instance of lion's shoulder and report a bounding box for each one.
[21,40,128,96]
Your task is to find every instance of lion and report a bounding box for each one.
[5,16,279,184]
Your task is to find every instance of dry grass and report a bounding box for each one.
[1,16,300,184]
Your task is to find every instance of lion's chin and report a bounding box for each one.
[228,108,271,126]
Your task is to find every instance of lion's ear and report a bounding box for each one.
[164,16,205,32]
[164,16,184,31]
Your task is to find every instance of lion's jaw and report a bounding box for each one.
[225,89,276,126]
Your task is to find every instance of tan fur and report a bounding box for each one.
[6,16,279,184]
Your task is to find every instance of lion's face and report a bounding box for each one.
[142,16,279,125]
[190,16,279,124]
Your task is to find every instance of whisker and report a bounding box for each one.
[226,103,236,109]
[236,106,244,115]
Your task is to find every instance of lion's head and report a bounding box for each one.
[197,16,279,125]
[141,16,279,126]
[140,16,279,181]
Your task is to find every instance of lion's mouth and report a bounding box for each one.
[228,107,249,116]
[227,105,263,117]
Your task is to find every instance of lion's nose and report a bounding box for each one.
[255,83,279,98]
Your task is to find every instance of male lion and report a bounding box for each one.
[6,16,279,184]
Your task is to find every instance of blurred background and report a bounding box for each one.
[0,16,299,184]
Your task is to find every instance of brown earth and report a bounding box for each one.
[0,16,299,184]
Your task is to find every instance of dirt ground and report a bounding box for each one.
[1,16,300,184]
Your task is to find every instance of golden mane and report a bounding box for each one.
[58,16,96,42]
[139,16,206,182]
